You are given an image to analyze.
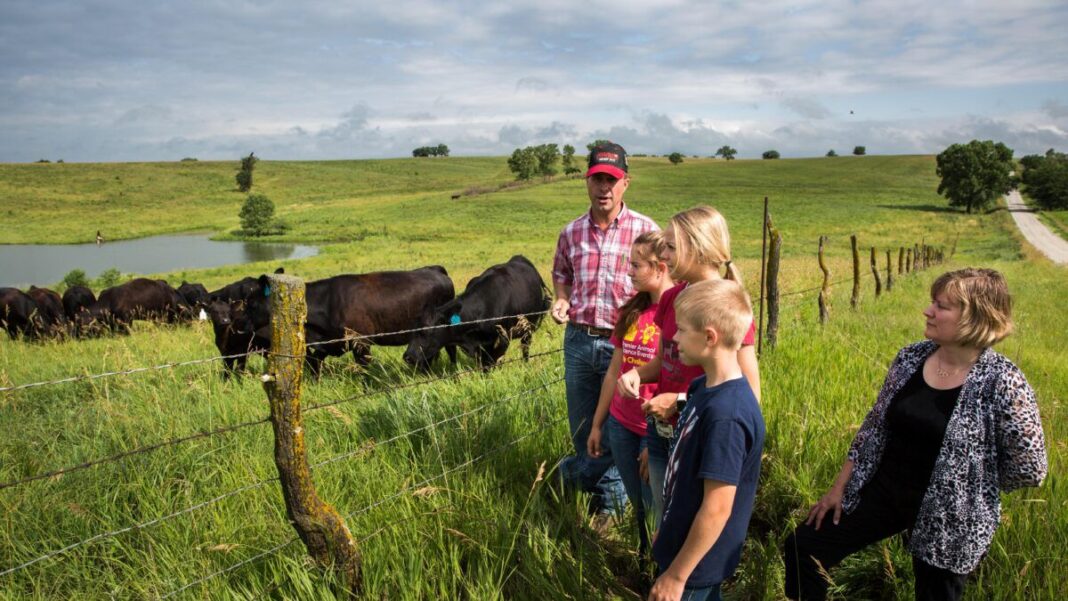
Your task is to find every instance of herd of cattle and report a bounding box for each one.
[0,255,551,378]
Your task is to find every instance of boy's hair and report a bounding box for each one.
[613,230,670,340]
[930,268,1013,348]
[674,279,752,350]
[669,206,741,282]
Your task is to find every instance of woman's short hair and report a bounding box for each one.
[930,268,1014,348]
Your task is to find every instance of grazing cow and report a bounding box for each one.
[62,286,96,320]
[26,286,67,336]
[177,282,210,320]
[243,266,455,376]
[209,267,284,303]
[0,287,41,340]
[76,278,187,335]
[403,255,550,371]
[206,299,270,378]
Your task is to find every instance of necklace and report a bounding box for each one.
[935,353,971,378]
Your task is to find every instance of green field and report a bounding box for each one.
[1,156,1064,599]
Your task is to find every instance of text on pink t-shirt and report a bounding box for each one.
[609,302,661,436]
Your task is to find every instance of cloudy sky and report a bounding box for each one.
[2,0,1067,162]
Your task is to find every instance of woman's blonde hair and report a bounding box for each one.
[669,206,741,282]
[613,230,670,340]
[930,268,1014,348]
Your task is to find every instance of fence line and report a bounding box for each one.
[0,374,565,579]
[159,413,569,599]
[0,311,553,393]
[0,348,564,492]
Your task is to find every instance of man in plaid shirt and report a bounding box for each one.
[552,142,658,516]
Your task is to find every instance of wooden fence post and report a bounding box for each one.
[818,236,830,325]
[906,248,912,273]
[850,235,860,309]
[765,224,782,348]
[898,247,904,275]
[870,246,882,298]
[885,249,893,292]
[264,274,361,592]
[914,244,921,271]
[757,197,769,356]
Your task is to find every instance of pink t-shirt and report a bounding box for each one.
[655,282,756,419]
[609,302,661,436]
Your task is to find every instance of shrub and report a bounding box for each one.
[62,269,89,289]
[180,157,198,162]
[96,268,123,289]
[1023,150,1068,210]
[853,146,866,156]
[762,150,780,160]
[668,152,684,165]
[826,149,838,157]
[239,193,276,236]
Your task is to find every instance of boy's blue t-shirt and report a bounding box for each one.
[652,375,765,587]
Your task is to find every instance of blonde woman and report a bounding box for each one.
[784,268,1047,601]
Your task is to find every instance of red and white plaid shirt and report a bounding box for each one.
[552,204,659,329]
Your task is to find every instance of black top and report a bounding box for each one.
[870,367,961,515]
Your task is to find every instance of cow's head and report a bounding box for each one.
[403,298,463,371]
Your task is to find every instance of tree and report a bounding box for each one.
[586,139,612,151]
[853,146,866,156]
[826,149,838,157]
[534,143,559,177]
[1021,149,1068,210]
[235,152,257,192]
[239,193,276,235]
[62,269,89,290]
[507,147,539,180]
[762,150,780,160]
[715,145,737,160]
[436,143,450,157]
[561,144,580,175]
[668,152,684,165]
[935,140,1015,213]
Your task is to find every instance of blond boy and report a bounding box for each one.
[649,279,765,601]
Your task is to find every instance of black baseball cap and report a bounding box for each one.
[586,142,628,179]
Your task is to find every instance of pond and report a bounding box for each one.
[0,233,319,288]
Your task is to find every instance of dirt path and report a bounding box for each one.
[1005,190,1068,264]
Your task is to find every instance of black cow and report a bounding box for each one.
[0,288,41,340]
[243,266,455,376]
[177,282,210,320]
[77,278,188,335]
[206,299,270,378]
[209,267,284,302]
[403,255,549,371]
[27,286,67,336]
[62,286,96,320]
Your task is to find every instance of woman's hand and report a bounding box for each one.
[642,392,678,421]
[805,485,845,530]
[617,369,642,399]
[587,427,603,458]
[639,447,649,482]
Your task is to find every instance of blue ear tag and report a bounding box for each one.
[263,285,271,297]
[449,314,461,325]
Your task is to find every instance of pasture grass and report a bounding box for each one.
[0,155,1064,599]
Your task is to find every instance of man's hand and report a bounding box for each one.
[551,298,570,324]
[648,572,686,601]
[642,392,679,421]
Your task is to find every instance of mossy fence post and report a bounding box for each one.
[764,221,782,348]
[898,247,904,275]
[818,235,830,325]
[850,235,860,309]
[757,196,769,356]
[263,274,361,592]
[906,247,913,273]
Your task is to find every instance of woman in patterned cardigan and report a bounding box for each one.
[783,268,1048,601]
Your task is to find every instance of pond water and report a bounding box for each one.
[0,233,319,288]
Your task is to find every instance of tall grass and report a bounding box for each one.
[1,156,1064,599]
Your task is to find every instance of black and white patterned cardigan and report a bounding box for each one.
[842,340,1048,574]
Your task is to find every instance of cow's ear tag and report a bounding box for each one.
[449,314,461,325]
[263,285,271,297]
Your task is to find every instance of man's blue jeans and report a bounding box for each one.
[559,323,626,515]
[604,414,652,552]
